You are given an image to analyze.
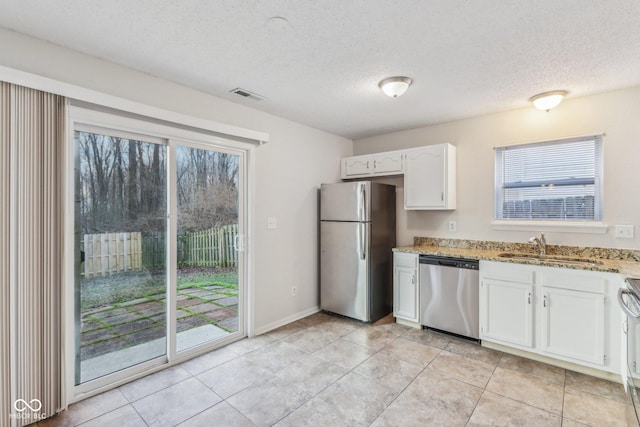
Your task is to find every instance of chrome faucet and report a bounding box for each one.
[528,233,546,257]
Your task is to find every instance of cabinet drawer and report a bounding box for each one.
[394,252,418,268]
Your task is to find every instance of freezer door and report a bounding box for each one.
[320,181,371,222]
[320,221,370,321]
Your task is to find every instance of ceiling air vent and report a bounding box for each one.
[230,88,265,101]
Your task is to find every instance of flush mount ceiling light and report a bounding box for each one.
[379,76,412,98]
[529,90,569,111]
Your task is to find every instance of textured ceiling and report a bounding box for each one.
[1,0,639,139]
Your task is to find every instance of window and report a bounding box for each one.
[495,135,603,221]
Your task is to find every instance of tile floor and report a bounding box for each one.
[40,312,634,426]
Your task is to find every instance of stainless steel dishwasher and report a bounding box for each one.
[419,255,480,340]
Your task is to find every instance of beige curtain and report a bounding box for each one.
[1,82,65,426]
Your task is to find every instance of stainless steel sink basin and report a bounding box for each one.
[497,252,602,266]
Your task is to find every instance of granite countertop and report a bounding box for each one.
[393,237,640,278]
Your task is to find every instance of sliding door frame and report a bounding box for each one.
[64,105,254,404]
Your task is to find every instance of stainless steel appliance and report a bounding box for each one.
[320,181,396,322]
[419,255,480,340]
[618,278,640,425]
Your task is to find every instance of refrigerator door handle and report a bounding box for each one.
[359,223,366,260]
[359,183,366,222]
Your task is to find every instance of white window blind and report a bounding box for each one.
[495,135,603,221]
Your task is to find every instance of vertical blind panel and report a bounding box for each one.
[3,83,64,425]
[0,82,10,427]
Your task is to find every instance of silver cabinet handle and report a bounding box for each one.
[619,288,640,319]
[543,295,547,307]
[412,275,415,285]
[528,292,531,304]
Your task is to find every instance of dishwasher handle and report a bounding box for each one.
[419,255,479,270]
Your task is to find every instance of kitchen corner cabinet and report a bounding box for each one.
[480,261,623,374]
[404,144,456,210]
[341,151,403,178]
[393,252,420,326]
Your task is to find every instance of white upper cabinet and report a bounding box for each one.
[340,144,456,211]
[341,151,404,178]
[404,144,456,210]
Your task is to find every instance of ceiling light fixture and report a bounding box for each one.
[379,76,412,98]
[529,90,568,111]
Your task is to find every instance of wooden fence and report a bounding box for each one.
[82,224,238,277]
[82,232,143,278]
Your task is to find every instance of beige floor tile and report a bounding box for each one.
[445,339,503,366]
[402,328,451,349]
[196,356,273,398]
[275,396,357,427]
[370,321,411,337]
[119,366,191,402]
[486,367,564,415]
[315,372,397,425]
[76,405,146,427]
[498,352,565,386]
[132,377,221,426]
[313,339,377,369]
[565,370,627,403]
[226,334,277,355]
[562,419,590,426]
[244,340,308,372]
[381,337,441,367]
[372,369,482,427]
[38,389,128,427]
[178,346,238,375]
[563,388,630,426]
[342,326,400,350]
[428,350,495,388]
[263,322,306,340]
[321,317,365,338]
[282,326,339,352]
[226,376,310,427]
[177,401,254,427]
[353,350,423,393]
[275,353,348,396]
[467,391,561,426]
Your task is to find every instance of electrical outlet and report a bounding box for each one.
[448,221,457,232]
[291,286,297,296]
[267,217,277,230]
[615,225,634,239]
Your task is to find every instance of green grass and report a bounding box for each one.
[80,268,238,311]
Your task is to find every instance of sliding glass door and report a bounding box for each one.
[175,145,241,352]
[71,110,246,390]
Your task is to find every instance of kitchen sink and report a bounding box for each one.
[497,252,603,266]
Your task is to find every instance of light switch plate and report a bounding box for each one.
[267,217,277,230]
[448,221,457,232]
[615,224,634,239]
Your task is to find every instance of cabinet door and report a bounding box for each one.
[342,156,371,178]
[480,279,534,348]
[393,266,418,322]
[404,144,455,210]
[541,287,605,365]
[373,152,403,175]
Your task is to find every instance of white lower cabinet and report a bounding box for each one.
[481,278,534,348]
[393,252,419,325]
[541,286,605,365]
[480,260,623,374]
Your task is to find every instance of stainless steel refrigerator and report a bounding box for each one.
[320,181,396,322]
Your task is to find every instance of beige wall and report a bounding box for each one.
[0,28,353,332]
[354,87,640,249]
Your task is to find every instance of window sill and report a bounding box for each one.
[491,220,608,234]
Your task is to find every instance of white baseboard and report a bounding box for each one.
[252,306,320,336]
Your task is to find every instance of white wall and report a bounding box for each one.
[0,28,352,332]
[354,87,640,250]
